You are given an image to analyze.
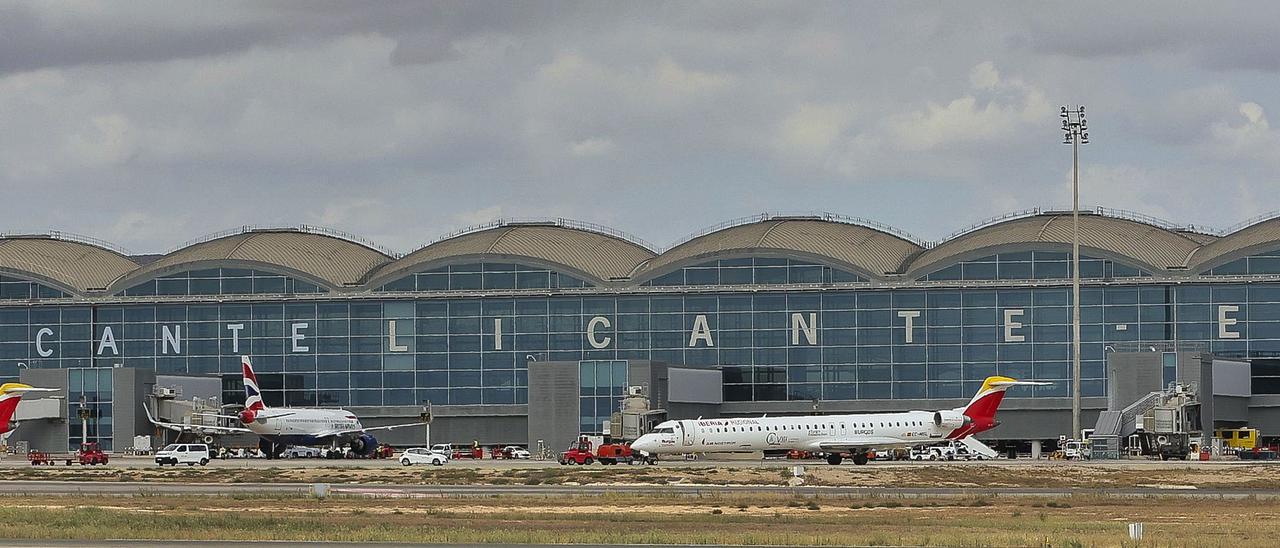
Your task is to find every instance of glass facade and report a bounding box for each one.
[0,275,65,300]
[920,252,1149,281]
[376,263,590,292]
[643,258,865,286]
[579,360,627,434]
[7,257,1280,407]
[67,367,112,451]
[123,269,326,296]
[1206,250,1280,275]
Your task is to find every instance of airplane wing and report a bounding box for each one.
[311,421,428,439]
[143,403,253,434]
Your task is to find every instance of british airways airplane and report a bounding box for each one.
[630,376,1046,465]
[146,356,426,457]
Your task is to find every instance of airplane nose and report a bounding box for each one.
[632,436,655,453]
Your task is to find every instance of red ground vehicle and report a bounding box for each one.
[595,442,635,465]
[78,442,109,465]
[451,444,484,459]
[29,442,109,466]
[559,437,595,465]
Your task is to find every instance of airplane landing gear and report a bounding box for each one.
[826,453,843,465]
[852,451,869,465]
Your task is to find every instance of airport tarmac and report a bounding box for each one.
[0,454,1269,470]
[2,479,1277,498]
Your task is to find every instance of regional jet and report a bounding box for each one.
[630,376,1047,465]
[144,356,426,457]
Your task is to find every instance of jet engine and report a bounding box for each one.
[350,434,378,456]
[933,410,971,430]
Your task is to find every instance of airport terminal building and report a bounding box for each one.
[4,208,1280,451]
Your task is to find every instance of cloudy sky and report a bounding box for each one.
[2,1,1279,255]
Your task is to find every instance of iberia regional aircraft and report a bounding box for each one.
[0,382,58,437]
[631,376,1047,465]
[144,356,426,457]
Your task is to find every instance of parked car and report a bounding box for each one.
[429,443,453,460]
[155,443,211,466]
[399,447,448,466]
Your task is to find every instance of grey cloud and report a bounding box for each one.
[1,1,1278,254]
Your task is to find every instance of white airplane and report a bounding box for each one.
[0,382,58,437]
[144,356,426,457]
[631,376,1048,465]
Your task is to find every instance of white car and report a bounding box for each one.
[155,443,211,466]
[399,447,448,466]
[429,443,453,460]
[502,446,532,459]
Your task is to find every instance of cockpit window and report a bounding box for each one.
[653,427,675,434]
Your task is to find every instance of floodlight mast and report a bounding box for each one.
[1061,105,1089,439]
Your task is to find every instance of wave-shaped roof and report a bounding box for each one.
[905,212,1204,277]
[634,217,923,280]
[1187,215,1280,273]
[0,235,138,294]
[6,209,1280,295]
[109,229,392,292]
[366,222,657,286]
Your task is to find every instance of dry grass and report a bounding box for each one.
[0,492,1273,546]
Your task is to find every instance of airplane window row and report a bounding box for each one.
[703,419,925,434]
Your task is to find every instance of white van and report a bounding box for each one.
[155,443,211,466]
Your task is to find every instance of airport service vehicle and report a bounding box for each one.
[632,376,1046,465]
[450,444,484,459]
[1,383,58,436]
[155,443,210,466]
[595,442,636,465]
[285,446,323,458]
[29,442,110,466]
[398,447,448,466]
[1217,428,1260,450]
[145,356,426,458]
[559,438,596,465]
[1063,440,1091,460]
[491,445,532,459]
[909,446,954,461]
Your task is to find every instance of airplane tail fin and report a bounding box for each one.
[240,356,266,423]
[1,383,50,435]
[947,376,1049,439]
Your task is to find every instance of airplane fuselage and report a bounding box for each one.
[633,410,952,455]
[246,408,364,446]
